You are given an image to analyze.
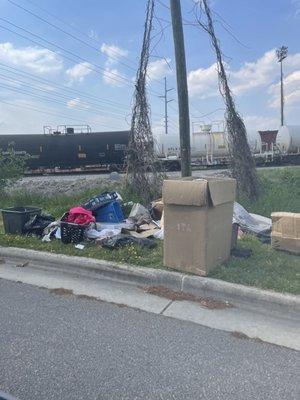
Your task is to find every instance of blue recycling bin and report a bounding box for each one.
[94,201,124,223]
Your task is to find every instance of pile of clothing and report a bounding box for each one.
[27,192,164,250]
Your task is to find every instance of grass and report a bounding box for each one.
[210,235,300,294]
[238,166,300,217]
[0,233,164,269]
[0,167,299,294]
[0,183,143,218]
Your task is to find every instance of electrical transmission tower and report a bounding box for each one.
[159,77,174,135]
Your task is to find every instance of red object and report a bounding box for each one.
[66,207,95,225]
[258,130,278,151]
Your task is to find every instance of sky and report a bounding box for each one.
[0,0,299,137]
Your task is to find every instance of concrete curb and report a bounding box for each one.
[1,246,299,312]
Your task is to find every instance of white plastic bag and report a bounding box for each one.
[233,202,271,237]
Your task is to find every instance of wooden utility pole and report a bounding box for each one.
[170,0,191,176]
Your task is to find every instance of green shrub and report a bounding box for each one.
[0,148,28,193]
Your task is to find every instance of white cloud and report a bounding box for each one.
[268,70,300,108]
[232,50,300,95]
[231,50,277,95]
[100,43,128,65]
[66,62,92,83]
[102,67,125,87]
[0,99,63,133]
[147,58,172,81]
[0,98,125,134]
[187,63,219,98]
[188,51,278,99]
[88,29,99,40]
[291,0,300,18]
[67,97,90,109]
[188,49,300,102]
[100,43,129,87]
[0,42,63,74]
[244,115,279,132]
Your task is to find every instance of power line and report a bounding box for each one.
[22,0,139,67]
[0,63,163,119]
[190,107,225,119]
[0,98,125,131]
[0,69,131,116]
[0,18,163,97]
[156,0,170,10]
[7,0,140,73]
[0,81,128,123]
[0,98,92,125]
[8,0,166,87]
[169,103,178,113]
[0,76,130,121]
[0,18,131,87]
[0,75,129,118]
[0,63,130,111]
[0,81,131,124]
[0,3,178,125]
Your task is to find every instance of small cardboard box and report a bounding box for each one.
[163,177,236,276]
[271,212,300,254]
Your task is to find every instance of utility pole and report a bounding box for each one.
[170,0,191,176]
[276,46,288,126]
[159,77,174,135]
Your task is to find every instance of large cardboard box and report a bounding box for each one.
[271,212,300,254]
[163,177,236,276]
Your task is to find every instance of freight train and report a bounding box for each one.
[0,124,299,174]
[156,124,300,167]
[0,125,129,173]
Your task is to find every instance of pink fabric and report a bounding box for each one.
[66,207,95,225]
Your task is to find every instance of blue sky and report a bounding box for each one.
[0,0,299,136]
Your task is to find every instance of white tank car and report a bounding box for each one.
[154,133,181,157]
[155,125,261,159]
[276,125,300,154]
[191,131,228,158]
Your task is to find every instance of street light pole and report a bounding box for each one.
[276,46,288,127]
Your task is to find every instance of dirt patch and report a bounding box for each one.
[232,331,250,340]
[232,331,265,344]
[49,288,74,296]
[144,286,232,309]
[77,294,99,301]
[0,258,5,264]
[16,261,30,268]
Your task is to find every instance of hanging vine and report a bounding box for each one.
[195,0,260,200]
[126,0,164,204]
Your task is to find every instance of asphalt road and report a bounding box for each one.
[0,279,299,400]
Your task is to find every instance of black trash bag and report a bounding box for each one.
[101,234,157,250]
[24,213,55,237]
[231,248,253,258]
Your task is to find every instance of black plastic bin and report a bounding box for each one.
[1,207,41,234]
[60,213,86,244]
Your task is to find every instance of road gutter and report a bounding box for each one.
[0,246,299,315]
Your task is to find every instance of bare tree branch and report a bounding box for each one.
[126,0,164,204]
[196,0,260,200]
